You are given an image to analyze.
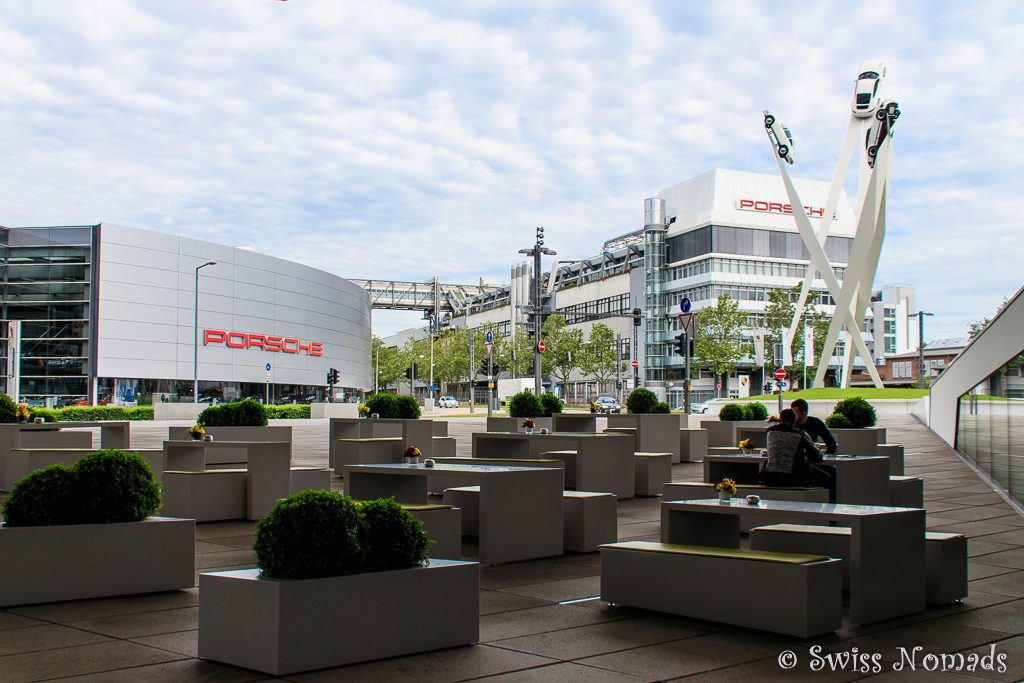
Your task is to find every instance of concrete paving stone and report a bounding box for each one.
[480,559,598,591]
[201,534,259,549]
[0,612,48,631]
[952,636,1024,682]
[988,514,1024,527]
[479,590,555,616]
[51,658,274,682]
[925,501,972,514]
[926,516,967,529]
[195,521,258,540]
[0,640,187,683]
[928,520,1023,539]
[575,631,782,680]
[971,547,1024,570]
[970,528,1024,546]
[617,521,661,539]
[69,606,198,639]
[494,575,601,603]
[939,493,1007,507]
[196,549,257,569]
[969,562,1020,581]
[6,590,198,623]
[839,619,1012,666]
[480,602,635,643]
[556,553,603,569]
[831,590,1018,640]
[131,630,199,658]
[967,539,1020,558]
[931,506,1021,523]
[665,651,867,681]
[0,624,111,657]
[473,661,650,681]
[492,614,711,661]
[853,669,985,681]
[289,644,558,682]
[194,540,243,554]
[968,572,1024,599]
[926,480,993,492]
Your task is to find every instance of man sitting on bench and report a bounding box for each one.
[760,409,835,500]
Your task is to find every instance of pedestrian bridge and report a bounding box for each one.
[349,278,499,313]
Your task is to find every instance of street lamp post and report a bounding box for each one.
[519,228,556,396]
[193,261,217,403]
[910,311,934,389]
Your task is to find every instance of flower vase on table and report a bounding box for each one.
[403,446,422,464]
[738,439,754,455]
[714,477,737,503]
[718,491,731,502]
[188,425,205,441]
[521,419,535,434]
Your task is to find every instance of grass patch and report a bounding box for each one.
[742,387,929,401]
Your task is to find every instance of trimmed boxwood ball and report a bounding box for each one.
[395,395,421,419]
[359,498,432,571]
[364,393,399,418]
[198,398,269,427]
[507,392,541,418]
[254,490,367,579]
[745,402,769,421]
[717,403,750,421]
[75,450,162,524]
[830,397,877,428]
[626,388,659,414]
[825,412,853,428]
[0,393,17,423]
[539,392,564,417]
[2,464,80,526]
[652,402,672,414]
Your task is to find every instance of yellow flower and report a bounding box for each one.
[714,477,737,495]
[188,424,205,436]
[404,446,422,457]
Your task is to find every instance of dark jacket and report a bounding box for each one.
[760,422,821,486]
[798,415,837,454]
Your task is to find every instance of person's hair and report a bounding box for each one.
[779,408,797,424]
[790,398,809,413]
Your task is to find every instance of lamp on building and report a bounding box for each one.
[193,261,218,403]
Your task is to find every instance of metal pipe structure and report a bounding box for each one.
[910,311,934,389]
[519,229,555,397]
[193,261,217,403]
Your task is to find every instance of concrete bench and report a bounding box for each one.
[540,450,579,488]
[443,486,481,536]
[430,457,565,494]
[878,443,905,475]
[289,467,331,495]
[749,524,853,590]
[679,428,708,463]
[332,437,403,475]
[600,541,842,638]
[352,499,462,560]
[634,452,672,497]
[432,436,456,457]
[889,475,923,508]
[161,469,249,522]
[663,482,829,532]
[926,532,967,604]
[563,491,617,553]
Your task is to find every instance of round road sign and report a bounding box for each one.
[631,359,639,369]
[538,341,546,353]
[680,297,691,313]
[775,368,788,380]
[265,363,272,372]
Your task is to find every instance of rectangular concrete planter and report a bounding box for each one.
[606,414,681,462]
[199,559,479,675]
[830,428,886,456]
[168,426,292,464]
[0,517,195,607]
[700,419,767,447]
[486,416,552,433]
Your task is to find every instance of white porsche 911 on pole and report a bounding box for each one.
[851,59,886,117]
[763,110,795,164]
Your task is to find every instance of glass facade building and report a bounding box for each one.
[956,351,1024,507]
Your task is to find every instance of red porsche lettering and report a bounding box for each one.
[203,329,324,356]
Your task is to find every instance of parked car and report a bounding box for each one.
[438,396,460,408]
[865,100,900,167]
[594,396,622,413]
[851,59,886,117]
[763,110,795,164]
[690,398,729,414]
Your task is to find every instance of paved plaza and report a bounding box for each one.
[0,415,1022,681]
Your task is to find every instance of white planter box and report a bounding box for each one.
[199,559,480,675]
[0,517,195,607]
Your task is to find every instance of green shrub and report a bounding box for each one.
[1,450,160,527]
[395,395,421,419]
[359,498,431,571]
[253,490,366,579]
[364,393,399,418]
[0,393,18,423]
[538,393,564,417]
[745,402,769,421]
[74,450,162,524]
[626,388,659,414]
[265,404,311,419]
[653,401,671,414]
[1,464,79,526]
[830,397,877,428]
[29,407,58,422]
[198,399,268,427]
[507,392,541,418]
[825,412,853,428]
[717,403,750,421]
[52,406,154,421]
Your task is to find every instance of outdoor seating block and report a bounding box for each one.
[679,428,708,463]
[925,532,968,604]
[432,421,449,437]
[161,469,249,522]
[600,541,842,637]
[432,436,456,457]
[429,458,564,494]
[830,427,886,456]
[168,426,292,464]
[878,443,905,475]
[749,523,853,590]
[634,452,672,496]
[289,467,331,495]
[663,481,829,531]
[443,486,481,536]
[333,437,403,475]
[889,475,923,508]
[541,450,579,488]
[606,414,682,462]
[407,505,462,560]
[563,491,617,552]
[7,447,164,487]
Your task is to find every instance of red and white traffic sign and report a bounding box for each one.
[485,342,493,356]
[631,359,639,369]
[537,341,546,353]
[775,368,788,380]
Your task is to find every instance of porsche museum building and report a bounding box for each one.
[0,223,372,407]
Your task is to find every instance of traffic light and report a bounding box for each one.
[632,308,642,327]
[326,368,339,386]
[404,363,418,380]
[673,333,686,357]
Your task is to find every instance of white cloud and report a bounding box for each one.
[0,0,1021,339]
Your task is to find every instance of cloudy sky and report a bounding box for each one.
[2,1,1021,339]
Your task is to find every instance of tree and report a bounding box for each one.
[762,285,830,388]
[579,323,618,391]
[693,294,749,397]
[497,327,534,378]
[432,328,470,392]
[542,314,583,390]
[371,336,408,392]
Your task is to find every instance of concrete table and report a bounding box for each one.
[660,498,926,625]
[703,454,765,484]
[343,462,563,565]
[551,413,599,433]
[328,418,436,468]
[471,431,635,498]
[0,421,131,490]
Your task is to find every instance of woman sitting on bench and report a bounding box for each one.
[760,409,835,500]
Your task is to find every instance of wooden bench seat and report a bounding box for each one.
[749,523,853,590]
[600,540,842,638]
